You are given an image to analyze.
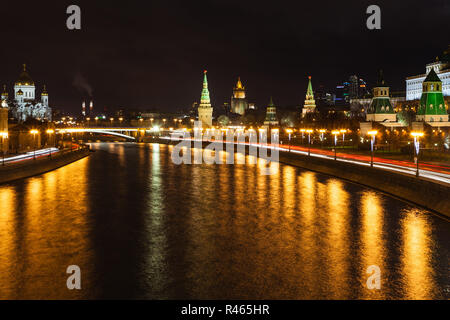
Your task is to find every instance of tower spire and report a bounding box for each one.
[198,70,213,127]
[302,75,316,114]
[200,70,210,105]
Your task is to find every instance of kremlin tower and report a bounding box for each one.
[231,77,248,115]
[366,70,396,122]
[264,97,279,126]
[416,68,448,122]
[198,70,213,127]
[302,76,316,114]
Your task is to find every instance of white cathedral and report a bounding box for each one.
[1,64,52,122]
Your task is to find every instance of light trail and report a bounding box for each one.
[161,136,450,185]
[1,148,60,164]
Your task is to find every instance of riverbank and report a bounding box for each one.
[0,148,91,185]
[155,137,450,217]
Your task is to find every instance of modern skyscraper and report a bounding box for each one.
[231,77,248,115]
[366,70,396,122]
[198,70,213,127]
[302,76,316,114]
[416,69,448,122]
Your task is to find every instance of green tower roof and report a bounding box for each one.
[306,76,314,96]
[424,68,442,82]
[268,96,274,107]
[200,70,211,105]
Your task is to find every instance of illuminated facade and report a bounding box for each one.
[197,70,213,127]
[230,77,248,115]
[366,71,396,122]
[302,76,316,114]
[5,64,52,122]
[406,46,450,100]
[416,69,448,122]
[0,99,8,153]
[264,97,278,126]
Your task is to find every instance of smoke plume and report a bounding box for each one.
[72,72,93,97]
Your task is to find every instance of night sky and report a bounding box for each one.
[0,0,448,114]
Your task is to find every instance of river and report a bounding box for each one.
[0,142,448,299]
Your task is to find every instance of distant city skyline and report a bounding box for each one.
[0,1,448,113]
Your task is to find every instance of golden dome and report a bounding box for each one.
[235,77,244,90]
[15,64,34,86]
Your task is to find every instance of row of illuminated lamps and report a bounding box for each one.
[84,118,185,123]
[29,129,55,135]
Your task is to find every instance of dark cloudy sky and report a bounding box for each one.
[0,0,448,113]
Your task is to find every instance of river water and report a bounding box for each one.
[0,142,448,299]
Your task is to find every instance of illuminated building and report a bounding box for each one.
[366,71,397,122]
[230,77,248,115]
[264,97,278,126]
[406,45,450,100]
[302,76,316,114]
[349,75,369,98]
[416,69,448,122]
[5,64,52,122]
[0,99,8,153]
[197,70,213,127]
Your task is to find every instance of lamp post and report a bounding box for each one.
[46,129,55,158]
[306,129,313,156]
[258,128,266,145]
[368,130,378,167]
[1,132,7,166]
[300,129,305,145]
[319,129,326,148]
[30,129,39,160]
[286,129,293,151]
[340,129,347,148]
[271,128,279,148]
[332,130,340,160]
[411,131,424,177]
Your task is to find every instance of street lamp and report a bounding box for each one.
[286,129,293,151]
[1,132,8,166]
[319,129,326,148]
[332,130,340,160]
[411,131,424,177]
[30,129,39,160]
[368,130,378,167]
[340,129,347,147]
[306,129,313,156]
[258,128,267,145]
[46,129,55,158]
[300,128,306,145]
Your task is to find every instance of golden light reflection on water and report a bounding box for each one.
[359,191,386,299]
[325,179,351,299]
[0,157,92,299]
[400,209,435,299]
[0,187,18,295]
[0,143,446,299]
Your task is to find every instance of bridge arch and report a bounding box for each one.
[57,128,136,140]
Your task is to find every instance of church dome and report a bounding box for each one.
[15,64,34,86]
